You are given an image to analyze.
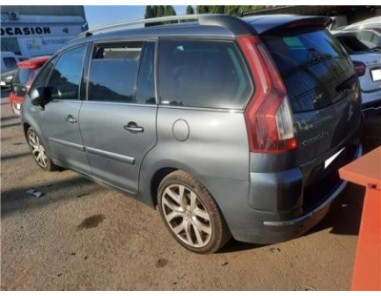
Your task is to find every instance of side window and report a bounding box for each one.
[47,45,87,100]
[31,56,58,89]
[88,42,143,103]
[158,40,253,109]
[3,57,17,69]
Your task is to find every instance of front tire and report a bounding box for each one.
[27,127,57,171]
[158,170,231,254]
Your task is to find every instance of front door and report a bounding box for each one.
[34,45,89,174]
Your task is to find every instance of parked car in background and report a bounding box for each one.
[333,25,381,112]
[340,16,381,31]
[1,52,26,88]
[1,69,17,89]
[19,14,363,253]
[9,56,50,115]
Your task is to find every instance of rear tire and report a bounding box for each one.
[26,127,57,171]
[158,170,231,254]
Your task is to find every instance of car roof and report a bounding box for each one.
[69,14,330,47]
[18,55,51,69]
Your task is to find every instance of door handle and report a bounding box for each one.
[65,115,77,124]
[124,122,144,133]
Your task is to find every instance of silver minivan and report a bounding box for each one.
[20,14,363,253]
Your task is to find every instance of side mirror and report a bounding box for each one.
[30,87,49,106]
[12,84,27,97]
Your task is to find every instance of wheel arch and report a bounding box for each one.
[149,167,178,207]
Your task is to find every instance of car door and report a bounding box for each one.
[79,41,157,194]
[32,45,90,174]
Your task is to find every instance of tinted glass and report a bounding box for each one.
[47,45,86,100]
[158,40,253,109]
[263,28,355,113]
[1,37,22,55]
[88,43,142,102]
[135,42,156,104]
[335,35,370,53]
[3,57,17,69]
[357,30,381,48]
[31,56,58,89]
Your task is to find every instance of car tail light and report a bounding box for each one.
[238,36,297,153]
[353,61,366,77]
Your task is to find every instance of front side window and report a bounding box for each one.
[31,56,58,90]
[88,43,144,103]
[47,45,87,100]
[158,40,253,109]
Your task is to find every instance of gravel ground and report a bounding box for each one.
[1,92,380,291]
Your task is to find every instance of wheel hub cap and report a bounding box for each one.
[161,184,212,248]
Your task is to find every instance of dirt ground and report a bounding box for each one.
[1,91,380,291]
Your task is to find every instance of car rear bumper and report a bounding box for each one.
[361,89,381,111]
[228,144,362,244]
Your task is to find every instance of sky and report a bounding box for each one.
[84,5,189,29]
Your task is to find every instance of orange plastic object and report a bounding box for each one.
[339,146,381,291]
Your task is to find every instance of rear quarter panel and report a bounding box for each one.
[139,106,250,207]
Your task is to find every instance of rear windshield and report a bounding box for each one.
[262,28,355,113]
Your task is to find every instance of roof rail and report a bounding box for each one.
[77,14,256,39]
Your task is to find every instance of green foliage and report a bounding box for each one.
[144,5,177,27]
[196,5,266,15]
[197,5,210,14]
[186,5,194,15]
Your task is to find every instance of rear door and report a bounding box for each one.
[79,41,157,194]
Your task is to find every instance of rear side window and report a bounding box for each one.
[158,40,253,109]
[263,28,355,113]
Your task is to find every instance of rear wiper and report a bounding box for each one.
[336,75,358,92]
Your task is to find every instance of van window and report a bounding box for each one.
[158,40,253,109]
[47,45,87,100]
[3,57,17,69]
[88,43,143,103]
[263,28,355,113]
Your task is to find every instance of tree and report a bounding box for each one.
[209,6,225,14]
[186,5,194,15]
[144,6,154,19]
[165,6,176,18]
[157,5,165,17]
[195,5,266,16]
[144,5,177,27]
[197,5,210,14]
